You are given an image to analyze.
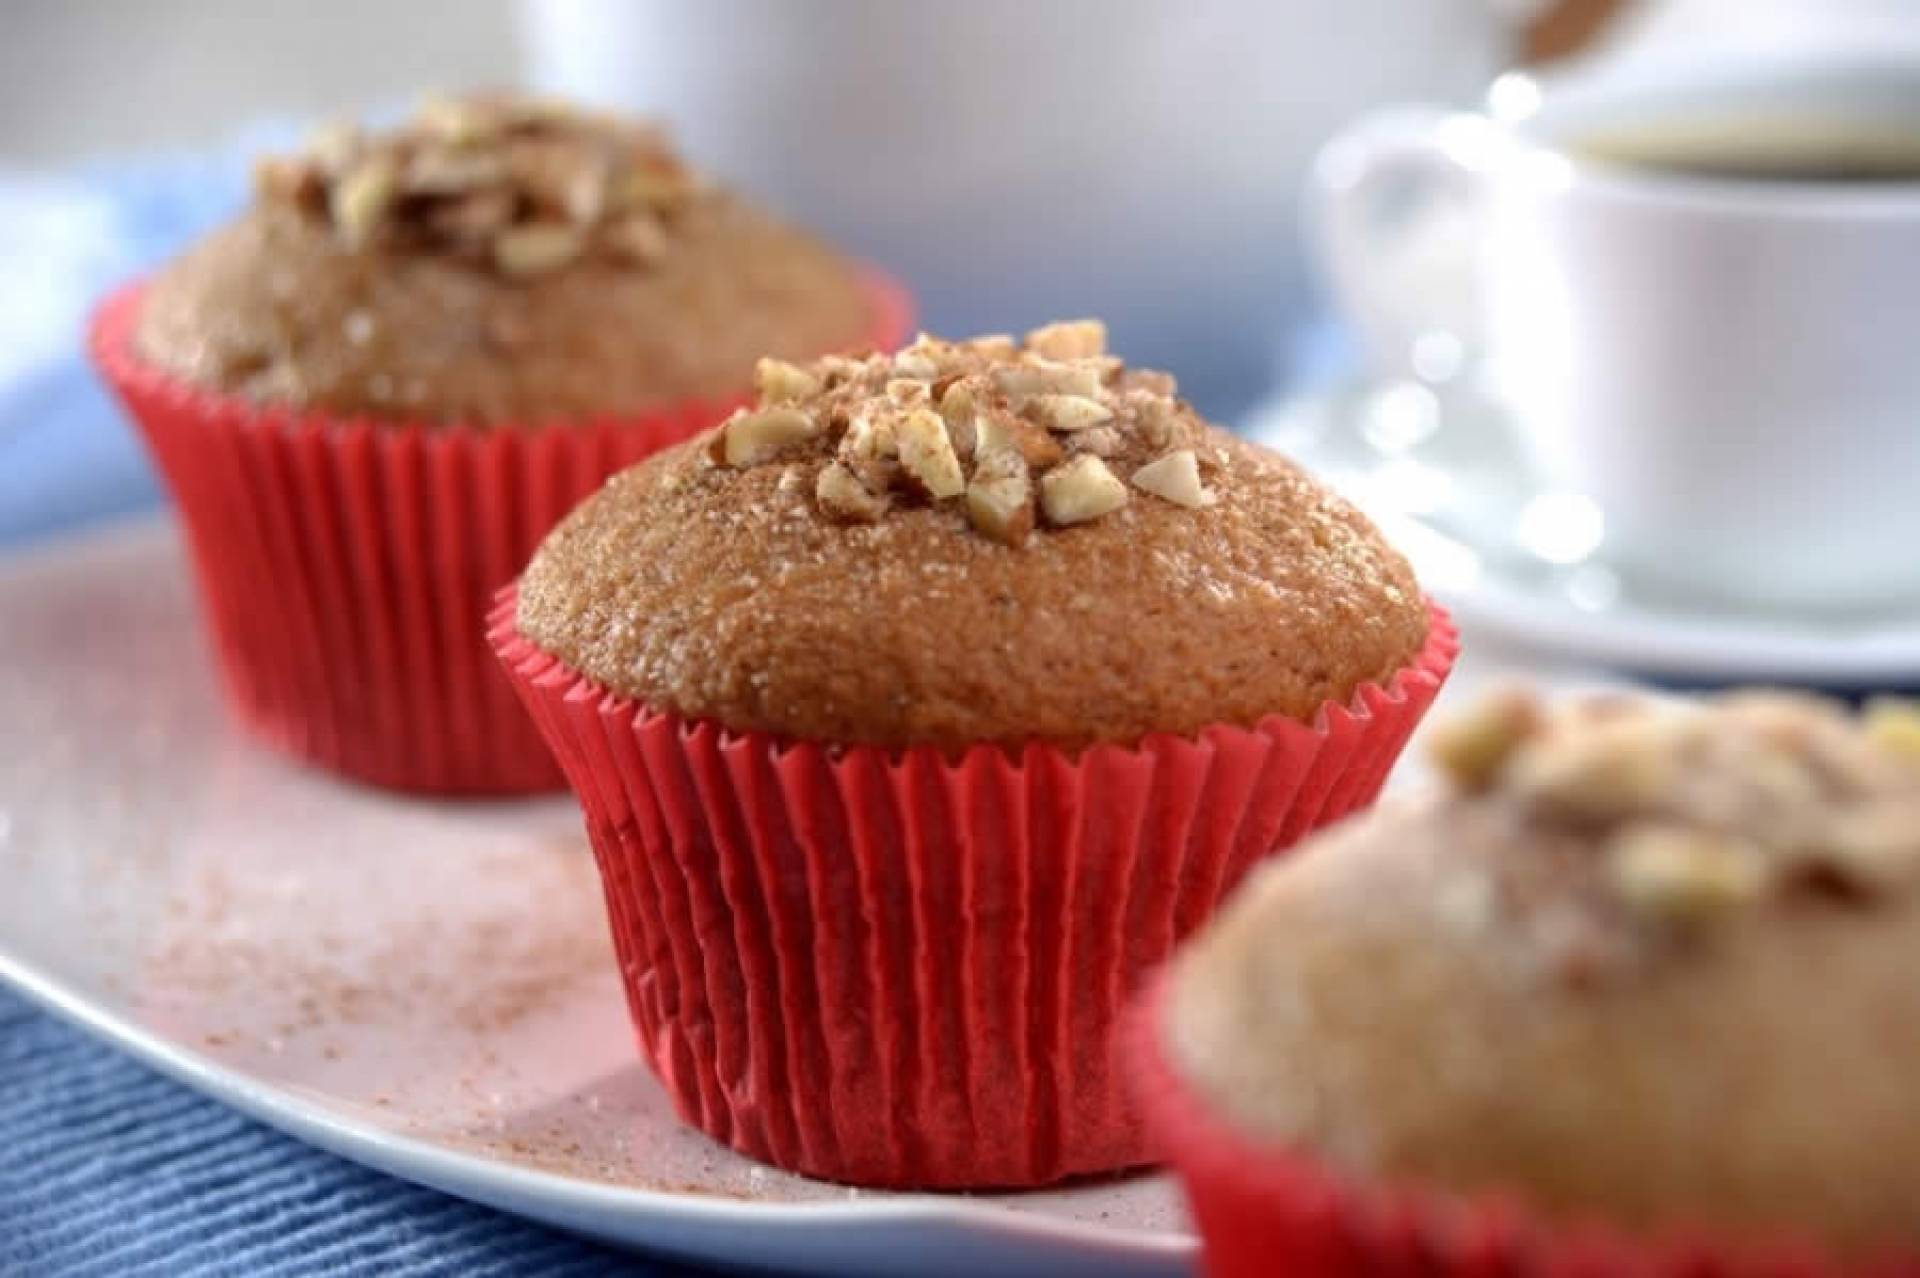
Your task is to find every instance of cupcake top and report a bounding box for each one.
[1164,687,1920,1252]
[134,92,874,426]
[514,322,1429,749]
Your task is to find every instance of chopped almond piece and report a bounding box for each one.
[493,223,585,276]
[1024,319,1107,361]
[967,462,1035,546]
[1040,455,1129,526]
[1130,449,1215,508]
[722,406,820,467]
[815,461,890,522]
[755,358,822,404]
[1025,394,1114,433]
[895,409,966,499]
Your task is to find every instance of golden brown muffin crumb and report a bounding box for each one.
[515,323,1430,748]
[1166,689,1920,1253]
[134,92,874,425]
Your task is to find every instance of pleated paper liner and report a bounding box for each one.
[90,275,913,795]
[1133,978,1904,1278]
[489,589,1457,1188]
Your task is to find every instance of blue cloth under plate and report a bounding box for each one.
[0,988,669,1276]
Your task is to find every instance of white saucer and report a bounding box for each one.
[0,522,1192,1278]
[1249,380,1920,688]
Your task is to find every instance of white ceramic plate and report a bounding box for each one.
[0,521,1195,1278]
[1252,381,1920,688]
[3,519,1556,1275]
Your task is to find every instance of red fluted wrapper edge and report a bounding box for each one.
[89,277,913,794]
[490,588,1457,1187]
[1132,978,1909,1278]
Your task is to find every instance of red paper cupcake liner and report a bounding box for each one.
[89,276,913,794]
[1133,978,1913,1278]
[489,589,1456,1187]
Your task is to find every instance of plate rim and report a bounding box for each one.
[0,951,1195,1267]
[0,515,1195,1272]
[1438,567,1920,685]
[1254,384,1920,685]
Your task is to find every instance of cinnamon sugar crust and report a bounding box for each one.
[515,324,1429,748]
[133,93,872,425]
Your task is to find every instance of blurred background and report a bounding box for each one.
[0,0,1627,544]
[3,0,1917,549]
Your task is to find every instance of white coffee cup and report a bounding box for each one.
[1307,50,1920,614]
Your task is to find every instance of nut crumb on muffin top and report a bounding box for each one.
[721,321,1212,545]
[1424,688,1920,941]
[133,92,876,425]
[514,322,1431,749]
[1165,689,1920,1252]
[252,91,706,276]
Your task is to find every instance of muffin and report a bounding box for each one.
[1143,687,1920,1278]
[491,322,1455,1187]
[91,91,908,793]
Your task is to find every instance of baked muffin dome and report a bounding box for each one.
[1162,688,1920,1253]
[134,92,874,426]
[515,321,1429,748]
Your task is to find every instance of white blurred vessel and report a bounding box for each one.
[519,0,1549,414]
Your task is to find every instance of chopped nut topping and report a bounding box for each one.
[707,323,1210,540]
[721,405,820,467]
[1426,685,1545,792]
[1129,368,1179,398]
[816,461,890,523]
[895,409,966,499]
[492,223,584,276]
[938,388,978,459]
[615,165,695,212]
[1435,687,1920,930]
[253,156,323,209]
[429,189,514,242]
[1128,391,1185,450]
[937,378,977,426]
[1071,426,1125,458]
[1865,698,1920,766]
[975,410,1063,471]
[557,165,609,220]
[967,457,1036,546]
[893,350,941,381]
[602,214,667,265]
[418,92,511,143]
[1025,394,1114,433]
[405,146,508,194]
[755,358,821,405]
[1040,455,1129,526]
[306,122,361,173]
[1606,825,1767,924]
[842,411,897,463]
[1131,449,1215,508]
[992,360,1104,399]
[255,91,709,276]
[1506,715,1677,821]
[1024,319,1108,361]
[330,158,397,248]
[886,378,932,408]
